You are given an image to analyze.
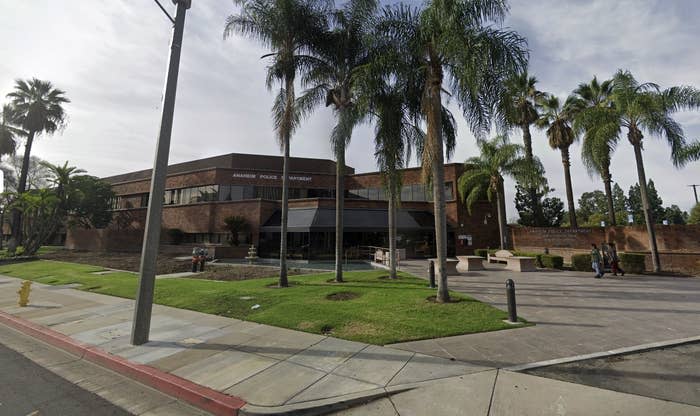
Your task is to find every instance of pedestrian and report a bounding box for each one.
[608,242,625,276]
[591,243,604,279]
[192,246,200,272]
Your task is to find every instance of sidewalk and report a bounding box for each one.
[2,272,699,415]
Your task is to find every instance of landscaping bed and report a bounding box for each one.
[40,250,192,274]
[0,260,526,345]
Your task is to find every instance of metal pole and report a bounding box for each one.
[506,279,517,323]
[131,0,190,346]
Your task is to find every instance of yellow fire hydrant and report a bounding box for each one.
[18,280,32,307]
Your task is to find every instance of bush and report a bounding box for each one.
[541,254,564,269]
[474,249,488,258]
[571,254,591,272]
[619,253,646,274]
[167,228,185,245]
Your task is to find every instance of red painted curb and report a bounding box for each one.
[0,310,246,416]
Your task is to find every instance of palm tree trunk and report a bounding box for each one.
[388,191,397,279]
[560,147,577,228]
[426,66,449,303]
[522,125,542,226]
[632,142,661,272]
[601,164,616,226]
[334,145,344,283]
[496,180,507,249]
[8,130,35,254]
[279,135,290,287]
[522,124,533,161]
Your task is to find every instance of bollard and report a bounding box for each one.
[428,260,436,288]
[506,279,517,323]
[18,281,32,307]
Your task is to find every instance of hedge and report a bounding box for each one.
[513,251,543,267]
[571,254,591,272]
[619,253,646,274]
[474,249,498,258]
[541,254,564,269]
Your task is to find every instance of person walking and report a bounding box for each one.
[608,242,625,276]
[591,243,604,279]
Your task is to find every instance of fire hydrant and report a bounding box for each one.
[18,281,32,307]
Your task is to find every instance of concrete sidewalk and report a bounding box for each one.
[3,272,699,415]
[393,260,700,368]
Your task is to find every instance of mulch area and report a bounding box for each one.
[39,250,314,281]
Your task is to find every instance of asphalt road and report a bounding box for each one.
[526,342,700,407]
[0,342,132,416]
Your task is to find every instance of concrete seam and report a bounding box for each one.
[486,368,499,416]
[384,352,416,387]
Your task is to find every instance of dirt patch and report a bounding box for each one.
[40,250,189,275]
[197,265,307,281]
[377,275,401,280]
[337,321,381,338]
[425,295,465,304]
[297,321,315,330]
[326,292,360,301]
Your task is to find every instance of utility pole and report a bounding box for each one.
[131,0,191,346]
[689,184,699,204]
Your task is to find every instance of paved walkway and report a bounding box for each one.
[392,260,700,367]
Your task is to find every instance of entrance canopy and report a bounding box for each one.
[260,208,445,233]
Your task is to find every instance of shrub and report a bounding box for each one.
[571,254,591,272]
[541,254,564,269]
[474,249,488,258]
[619,253,646,274]
[166,228,185,245]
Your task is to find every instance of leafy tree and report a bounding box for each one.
[459,136,535,249]
[536,94,578,227]
[224,216,250,246]
[515,184,564,227]
[6,78,69,254]
[662,205,688,225]
[628,180,664,225]
[68,175,114,228]
[577,190,607,223]
[299,0,377,283]
[224,0,327,287]
[378,0,527,302]
[589,70,700,272]
[570,77,619,225]
[688,203,700,225]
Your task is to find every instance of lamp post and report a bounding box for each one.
[131,0,191,346]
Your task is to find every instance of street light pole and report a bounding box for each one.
[689,184,699,204]
[131,0,191,346]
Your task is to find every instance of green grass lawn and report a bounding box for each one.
[0,260,526,344]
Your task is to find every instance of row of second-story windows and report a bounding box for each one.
[347,182,454,202]
[110,182,453,210]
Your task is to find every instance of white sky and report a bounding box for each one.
[1,0,698,217]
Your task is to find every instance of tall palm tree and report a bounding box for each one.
[570,77,619,225]
[499,71,546,225]
[299,0,377,283]
[378,1,527,302]
[6,78,69,254]
[536,94,578,228]
[225,0,327,287]
[458,136,535,249]
[593,70,700,272]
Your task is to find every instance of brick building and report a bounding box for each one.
[97,153,499,259]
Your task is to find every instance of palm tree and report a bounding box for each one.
[0,104,21,157]
[570,77,618,225]
[378,1,527,302]
[458,136,534,249]
[225,0,327,287]
[499,71,546,225]
[536,94,578,227]
[299,0,377,283]
[6,79,69,254]
[595,70,700,272]
[42,161,86,211]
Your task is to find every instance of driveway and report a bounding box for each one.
[391,261,700,368]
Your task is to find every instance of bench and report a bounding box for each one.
[488,249,514,264]
[505,256,537,272]
[430,258,460,276]
[457,255,485,271]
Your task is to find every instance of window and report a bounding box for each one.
[219,185,231,201]
[401,185,412,201]
[139,194,149,208]
[445,182,454,200]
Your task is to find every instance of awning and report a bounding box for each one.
[260,208,446,233]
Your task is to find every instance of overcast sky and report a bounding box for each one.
[1,0,699,217]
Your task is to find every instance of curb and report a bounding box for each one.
[0,310,246,416]
[505,335,700,372]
